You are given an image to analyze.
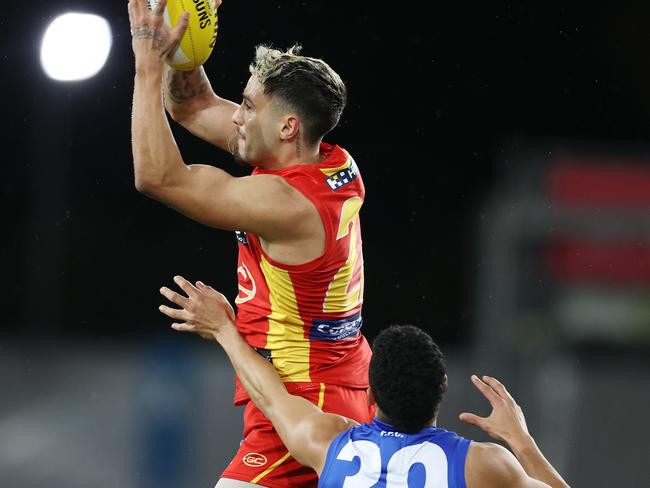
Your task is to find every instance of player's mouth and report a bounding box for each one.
[237,135,246,153]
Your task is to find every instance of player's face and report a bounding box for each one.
[232,76,279,167]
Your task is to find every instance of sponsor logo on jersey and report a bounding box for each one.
[325,159,359,191]
[310,312,362,341]
[242,452,267,467]
[235,230,249,245]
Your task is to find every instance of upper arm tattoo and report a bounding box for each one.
[166,68,210,104]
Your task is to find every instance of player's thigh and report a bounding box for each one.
[215,478,267,488]
[222,399,319,487]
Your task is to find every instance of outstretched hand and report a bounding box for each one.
[128,0,189,72]
[459,375,532,450]
[159,275,236,341]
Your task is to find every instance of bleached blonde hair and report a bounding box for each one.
[249,44,347,145]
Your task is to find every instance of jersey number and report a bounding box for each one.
[336,439,448,487]
[322,196,364,313]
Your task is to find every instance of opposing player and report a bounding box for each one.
[159,277,571,487]
[129,1,371,486]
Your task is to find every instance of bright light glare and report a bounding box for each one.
[40,13,112,81]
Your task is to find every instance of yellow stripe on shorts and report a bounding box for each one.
[318,383,326,409]
[250,452,292,484]
[249,383,327,484]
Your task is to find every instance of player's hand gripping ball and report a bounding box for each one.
[148,0,218,71]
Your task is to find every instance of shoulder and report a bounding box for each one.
[467,441,513,463]
[302,413,359,474]
[465,441,528,488]
[306,412,359,447]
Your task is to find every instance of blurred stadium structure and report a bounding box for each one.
[5,1,650,486]
[2,141,648,487]
[472,140,650,486]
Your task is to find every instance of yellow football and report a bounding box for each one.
[148,0,218,71]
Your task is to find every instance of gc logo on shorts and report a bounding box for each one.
[242,452,267,467]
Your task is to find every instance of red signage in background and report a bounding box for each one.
[541,159,650,342]
[545,160,650,284]
[547,160,650,208]
[546,240,650,284]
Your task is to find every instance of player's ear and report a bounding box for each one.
[442,374,449,394]
[279,114,300,141]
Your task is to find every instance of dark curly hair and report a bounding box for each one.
[369,325,447,434]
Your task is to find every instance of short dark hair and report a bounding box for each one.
[369,325,447,434]
[249,44,347,146]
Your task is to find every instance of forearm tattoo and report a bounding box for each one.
[166,69,210,104]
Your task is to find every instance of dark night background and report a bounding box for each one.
[2,2,650,486]
[4,1,648,343]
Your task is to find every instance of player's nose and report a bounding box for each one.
[232,105,244,126]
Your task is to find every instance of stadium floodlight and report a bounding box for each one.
[40,13,112,81]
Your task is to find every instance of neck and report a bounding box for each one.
[375,408,437,429]
[266,139,322,170]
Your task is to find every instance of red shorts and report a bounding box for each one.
[221,382,374,488]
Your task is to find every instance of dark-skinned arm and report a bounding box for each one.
[158,276,356,473]
[461,375,571,488]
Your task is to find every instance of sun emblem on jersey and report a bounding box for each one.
[235,262,257,304]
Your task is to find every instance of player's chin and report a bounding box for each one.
[233,147,252,168]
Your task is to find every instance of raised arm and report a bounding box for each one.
[163,66,238,153]
[160,0,237,152]
[461,375,571,488]
[158,277,355,473]
[129,0,316,242]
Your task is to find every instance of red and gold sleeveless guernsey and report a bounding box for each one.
[233,143,371,404]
